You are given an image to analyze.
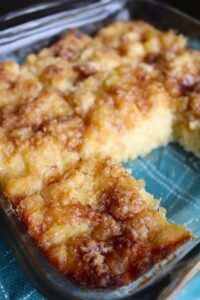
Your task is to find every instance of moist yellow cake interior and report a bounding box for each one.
[0,20,199,288]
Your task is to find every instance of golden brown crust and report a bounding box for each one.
[0,20,197,288]
[17,157,191,287]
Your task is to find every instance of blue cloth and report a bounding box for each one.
[0,237,42,300]
[0,143,200,299]
[177,273,200,300]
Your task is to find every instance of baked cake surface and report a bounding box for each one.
[18,157,190,287]
[0,20,199,288]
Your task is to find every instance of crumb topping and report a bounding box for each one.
[0,20,196,288]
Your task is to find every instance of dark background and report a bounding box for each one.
[0,0,199,19]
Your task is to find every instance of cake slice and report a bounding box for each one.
[0,87,84,202]
[162,49,200,157]
[79,64,173,161]
[17,157,191,288]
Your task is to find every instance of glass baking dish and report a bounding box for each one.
[0,0,200,299]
